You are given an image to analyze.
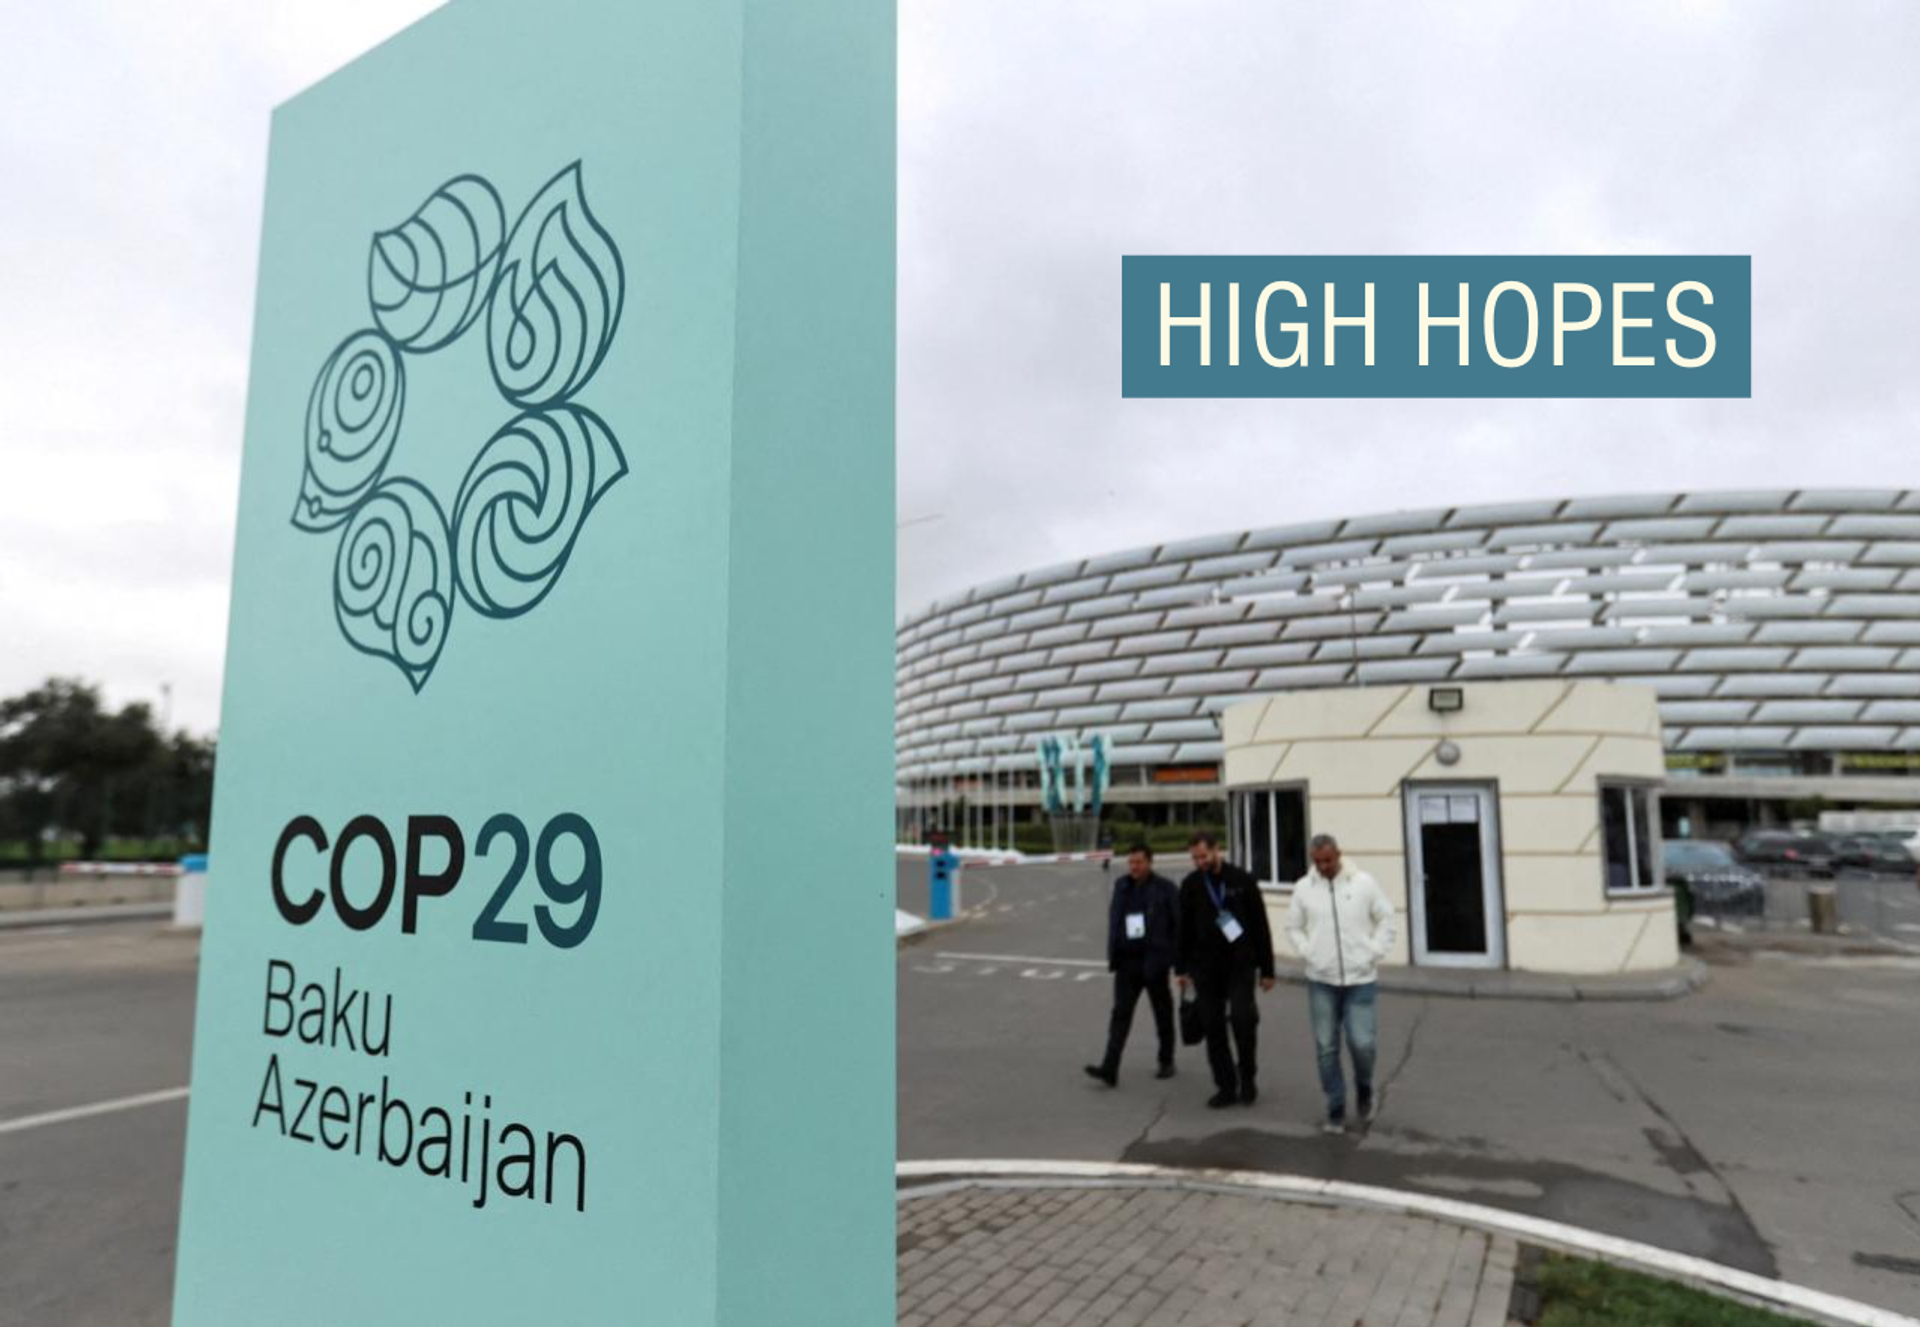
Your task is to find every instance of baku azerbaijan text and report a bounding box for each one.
[249,959,587,1213]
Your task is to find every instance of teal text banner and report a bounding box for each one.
[1123,256,1751,397]
[171,0,895,1323]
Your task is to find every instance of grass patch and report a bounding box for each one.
[1531,1250,1811,1326]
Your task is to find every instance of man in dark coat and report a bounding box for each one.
[1084,844,1180,1086]
[1175,832,1276,1108]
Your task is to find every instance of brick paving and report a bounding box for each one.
[897,1185,1517,1327]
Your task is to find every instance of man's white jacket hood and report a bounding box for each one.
[1284,862,1397,986]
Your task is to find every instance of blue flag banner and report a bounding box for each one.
[1122,256,1750,398]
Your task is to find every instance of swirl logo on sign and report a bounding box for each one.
[290,163,627,691]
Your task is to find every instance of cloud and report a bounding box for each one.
[4,2,1916,731]
[897,0,1920,613]
[0,1,442,734]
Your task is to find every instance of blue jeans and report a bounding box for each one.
[1307,981,1377,1120]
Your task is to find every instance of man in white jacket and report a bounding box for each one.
[1284,834,1397,1134]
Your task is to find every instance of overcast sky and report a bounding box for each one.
[3,1,1916,735]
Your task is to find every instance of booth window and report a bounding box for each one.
[1230,786,1308,887]
[1599,782,1659,894]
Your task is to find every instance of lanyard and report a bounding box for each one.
[1205,874,1227,913]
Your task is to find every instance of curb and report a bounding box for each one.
[896,893,1013,948]
[1347,956,1712,1003]
[895,1160,1914,1327]
[896,917,969,949]
[0,903,174,931]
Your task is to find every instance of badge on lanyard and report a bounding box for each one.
[1125,912,1147,940]
[1207,875,1244,942]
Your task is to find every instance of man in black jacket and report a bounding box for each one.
[1084,843,1180,1086]
[1175,833,1276,1108]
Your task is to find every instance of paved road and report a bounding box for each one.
[0,923,196,1327]
[897,860,1920,1318]
[4,876,1919,1323]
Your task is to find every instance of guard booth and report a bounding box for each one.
[1222,680,1677,975]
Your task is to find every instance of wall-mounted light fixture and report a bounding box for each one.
[1435,739,1462,766]
[1429,686,1465,714]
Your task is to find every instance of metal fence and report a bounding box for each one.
[1688,871,1916,942]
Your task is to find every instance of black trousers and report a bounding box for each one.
[1101,966,1174,1072]
[1195,968,1259,1092]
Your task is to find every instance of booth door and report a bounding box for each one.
[1403,784,1507,969]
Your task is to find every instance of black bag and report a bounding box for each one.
[1179,989,1206,1046]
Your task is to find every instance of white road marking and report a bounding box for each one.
[911,957,1113,984]
[0,1086,189,1137]
[936,951,1106,968]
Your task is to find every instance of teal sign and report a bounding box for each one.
[1123,256,1751,397]
[173,0,895,1322]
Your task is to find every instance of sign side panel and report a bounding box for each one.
[715,0,896,1321]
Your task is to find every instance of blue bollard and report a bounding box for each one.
[928,847,960,921]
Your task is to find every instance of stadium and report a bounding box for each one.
[896,488,1920,857]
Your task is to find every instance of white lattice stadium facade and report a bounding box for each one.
[897,489,1920,833]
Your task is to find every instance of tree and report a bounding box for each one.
[0,677,214,862]
[153,730,218,848]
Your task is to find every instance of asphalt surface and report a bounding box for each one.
[2,872,1918,1323]
[898,859,1920,1318]
[0,923,196,1327]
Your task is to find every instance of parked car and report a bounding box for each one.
[1869,832,1920,885]
[1861,829,1920,858]
[1829,833,1914,875]
[1733,829,1837,878]
[1664,841,1768,942]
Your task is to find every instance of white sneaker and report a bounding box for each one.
[1321,1117,1345,1136]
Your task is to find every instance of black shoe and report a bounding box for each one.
[1239,1081,1258,1106]
[1357,1092,1375,1123]
[1083,1064,1117,1087]
[1206,1089,1237,1109]
[1155,1063,1176,1080]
